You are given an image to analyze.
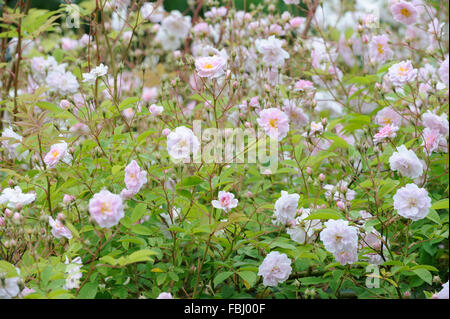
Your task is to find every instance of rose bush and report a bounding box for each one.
[0,0,448,299]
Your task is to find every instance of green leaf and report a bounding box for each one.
[237,271,257,288]
[412,268,432,285]
[214,271,234,286]
[119,97,139,110]
[303,209,344,220]
[131,203,147,223]
[431,199,449,210]
[121,249,157,266]
[179,176,203,188]
[426,208,441,225]
[78,282,98,299]
[130,224,153,236]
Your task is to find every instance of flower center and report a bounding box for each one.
[408,198,417,207]
[100,202,112,214]
[51,149,60,159]
[269,118,278,128]
[400,8,411,17]
[204,62,214,69]
[398,66,407,75]
[377,43,384,54]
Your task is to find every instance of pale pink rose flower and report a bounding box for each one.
[289,17,305,29]
[60,100,71,109]
[393,183,431,221]
[293,79,314,92]
[44,142,72,168]
[0,217,4,226]
[61,37,79,51]
[257,108,290,141]
[320,219,359,265]
[88,190,124,228]
[211,191,238,213]
[195,55,227,78]
[389,144,423,179]
[334,249,359,265]
[422,128,444,155]
[48,216,72,239]
[373,124,399,144]
[273,191,300,225]
[422,111,449,136]
[388,60,418,87]
[142,87,158,103]
[162,128,171,136]
[369,35,393,63]
[166,126,200,160]
[63,194,75,205]
[120,188,134,200]
[375,107,403,126]
[282,99,309,128]
[157,292,173,299]
[149,104,164,116]
[257,251,292,287]
[124,160,147,195]
[267,24,284,36]
[122,107,135,121]
[255,36,289,67]
[391,1,419,25]
[284,0,300,4]
[193,22,210,36]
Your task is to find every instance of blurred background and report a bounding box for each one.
[4,0,299,13]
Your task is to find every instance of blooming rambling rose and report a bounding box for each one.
[82,63,108,84]
[124,160,147,195]
[211,191,238,213]
[88,190,124,228]
[166,126,200,160]
[257,108,290,141]
[195,55,227,78]
[422,128,445,155]
[369,35,393,63]
[388,60,418,87]
[257,251,292,287]
[273,191,300,225]
[149,104,164,116]
[48,216,72,240]
[255,36,290,67]
[293,79,314,92]
[320,219,359,265]
[391,1,419,25]
[373,124,399,144]
[286,208,322,244]
[282,99,309,128]
[375,107,403,127]
[389,145,423,179]
[1,127,28,160]
[142,87,158,103]
[422,111,449,136]
[43,141,72,169]
[393,183,431,221]
[0,186,36,210]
